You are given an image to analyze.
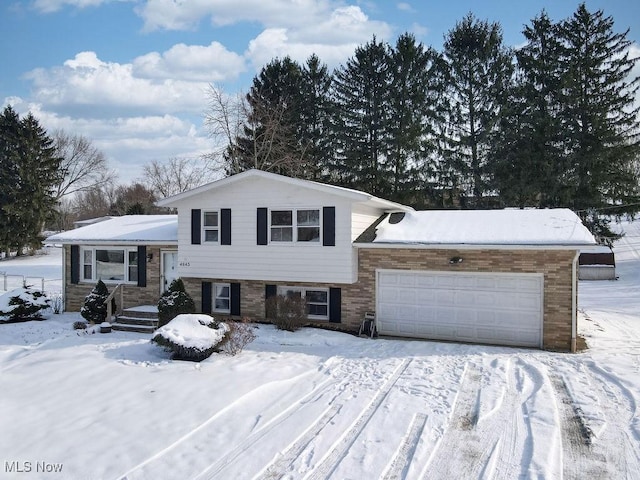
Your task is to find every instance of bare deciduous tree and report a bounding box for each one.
[70,184,115,220]
[204,85,246,173]
[53,129,117,200]
[204,83,309,176]
[143,157,215,198]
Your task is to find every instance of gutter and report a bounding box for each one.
[571,249,580,353]
[353,242,596,251]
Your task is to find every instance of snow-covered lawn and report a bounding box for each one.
[1,225,640,479]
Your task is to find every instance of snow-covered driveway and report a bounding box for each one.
[1,221,640,479]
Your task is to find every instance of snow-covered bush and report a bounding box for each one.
[265,295,307,332]
[0,286,51,322]
[73,320,88,330]
[157,278,196,328]
[152,314,229,361]
[220,317,257,356]
[81,280,110,324]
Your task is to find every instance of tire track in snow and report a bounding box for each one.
[381,413,428,480]
[304,358,412,480]
[550,374,602,480]
[116,363,337,480]
[419,362,481,480]
[255,404,343,479]
[560,360,640,478]
[421,358,545,480]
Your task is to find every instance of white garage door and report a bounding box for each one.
[376,270,543,347]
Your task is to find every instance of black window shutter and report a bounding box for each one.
[329,287,341,323]
[265,284,277,299]
[265,284,277,318]
[191,209,201,245]
[221,208,232,245]
[70,245,80,284]
[257,208,268,245]
[323,207,336,246]
[137,246,147,287]
[230,282,241,316]
[202,281,212,314]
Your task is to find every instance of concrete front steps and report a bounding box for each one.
[112,306,158,333]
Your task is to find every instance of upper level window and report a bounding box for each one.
[297,210,320,242]
[270,209,320,243]
[203,211,219,243]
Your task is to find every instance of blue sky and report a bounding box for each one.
[1,0,639,185]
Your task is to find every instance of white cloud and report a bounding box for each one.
[245,6,392,69]
[246,29,359,70]
[136,0,331,31]
[25,51,214,117]
[16,101,212,183]
[397,2,414,13]
[31,0,131,14]
[132,42,246,82]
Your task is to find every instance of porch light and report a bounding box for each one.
[449,256,463,264]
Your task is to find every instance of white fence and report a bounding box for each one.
[0,272,63,295]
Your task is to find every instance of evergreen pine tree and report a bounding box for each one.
[0,106,21,255]
[299,55,333,181]
[81,280,110,324]
[227,57,307,177]
[441,14,514,207]
[157,278,196,327]
[386,33,441,206]
[490,12,566,207]
[559,4,640,239]
[330,36,392,195]
[0,107,62,255]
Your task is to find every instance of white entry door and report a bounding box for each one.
[376,270,544,348]
[162,251,179,292]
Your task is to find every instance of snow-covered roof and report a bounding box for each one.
[360,209,596,246]
[73,216,114,228]
[580,245,613,254]
[156,169,413,213]
[45,215,177,245]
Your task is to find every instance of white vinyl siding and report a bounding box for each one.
[171,176,373,283]
[351,205,385,241]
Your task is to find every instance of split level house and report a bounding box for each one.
[47,169,597,352]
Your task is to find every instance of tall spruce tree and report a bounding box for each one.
[330,37,392,195]
[227,57,307,176]
[491,12,566,207]
[559,4,640,239]
[0,107,62,255]
[299,55,333,181]
[442,13,514,207]
[386,33,441,206]
[0,106,21,254]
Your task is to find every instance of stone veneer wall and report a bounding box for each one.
[64,245,175,313]
[351,248,578,351]
[181,247,578,351]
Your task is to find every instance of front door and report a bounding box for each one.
[161,251,179,293]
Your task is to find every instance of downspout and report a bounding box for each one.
[571,250,580,353]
